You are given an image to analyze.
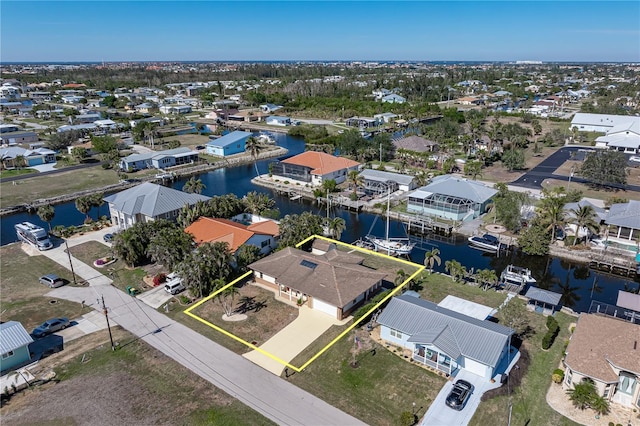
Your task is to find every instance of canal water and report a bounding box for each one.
[2,132,638,313]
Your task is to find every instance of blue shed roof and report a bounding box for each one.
[207,131,252,148]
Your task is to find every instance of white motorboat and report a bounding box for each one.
[500,264,537,286]
[257,132,276,145]
[366,189,414,256]
[467,233,501,252]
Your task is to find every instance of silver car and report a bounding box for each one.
[39,274,65,288]
[32,318,70,338]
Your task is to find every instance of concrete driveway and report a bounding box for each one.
[56,310,109,342]
[243,305,347,375]
[136,284,173,309]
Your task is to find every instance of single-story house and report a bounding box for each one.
[345,116,380,128]
[271,151,361,186]
[0,130,38,145]
[604,200,640,250]
[594,119,640,154]
[563,199,606,238]
[457,96,483,105]
[563,314,640,409]
[260,104,283,113]
[0,146,56,167]
[570,113,638,134]
[377,294,515,380]
[105,182,210,229]
[94,119,118,130]
[249,246,386,320]
[185,216,279,255]
[205,130,253,157]
[359,169,416,195]
[392,135,439,153]
[407,174,497,222]
[159,105,192,114]
[0,321,34,373]
[373,112,399,124]
[381,94,406,104]
[524,287,562,316]
[119,147,199,171]
[57,123,97,133]
[74,113,101,124]
[0,124,21,134]
[265,116,291,126]
[61,95,85,104]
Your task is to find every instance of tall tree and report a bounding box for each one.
[37,204,55,232]
[423,248,441,273]
[539,190,567,242]
[579,150,628,187]
[176,241,233,297]
[243,191,275,216]
[326,217,346,240]
[147,227,194,271]
[569,205,600,245]
[278,212,324,248]
[347,170,364,199]
[75,196,93,222]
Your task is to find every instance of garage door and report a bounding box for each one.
[464,358,489,378]
[313,298,337,318]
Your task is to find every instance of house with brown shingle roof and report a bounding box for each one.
[249,246,386,319]
[184,217,279,255]
[563,314,640,409]
[271,151,361,186]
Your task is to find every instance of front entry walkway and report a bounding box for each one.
[243,305,348,375]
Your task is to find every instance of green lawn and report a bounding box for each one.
[287,323,446,426]
[419,271,508,308]
[471,299,579,426]
[0,243,91,330]
[0,168,38,178]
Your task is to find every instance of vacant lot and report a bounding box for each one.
[190,283,299,350]
[0,329,274,426]
[418,271,508,308]
[0,243,84,330]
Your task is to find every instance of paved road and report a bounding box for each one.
[38,235,365,426]
[510,146,640,192]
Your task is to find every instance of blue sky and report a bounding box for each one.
[1,1,639,62]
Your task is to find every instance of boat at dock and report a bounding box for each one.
[467,233,501,253]
[257,132,276,145]
[366,189,414,256]
[500,264,537,287]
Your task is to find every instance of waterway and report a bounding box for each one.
[2,132,638,313]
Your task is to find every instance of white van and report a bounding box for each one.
[164,273,185,295]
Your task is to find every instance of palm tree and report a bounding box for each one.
[75,196,92,222]
[14,155,26,170]
[423,248,441,273]
[566,379,599,411]
[183,176,206,194]
[215,281,240,317]
[394,269,410,286]
[570,205,600,245]
[539,194,567,243]
[475,268,498,290]
[245,136,262,176]
[347,170,364,199]
[91,192,105,220]
[243,191,275,216]
[445,259,465,282]
[327,217,346,240]
[37,204,55,233]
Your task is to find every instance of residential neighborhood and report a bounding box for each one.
[1,7,640,425]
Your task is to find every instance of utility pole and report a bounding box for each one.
[64,239,77,285]
[379,142,382,163]
[101,295,116,351]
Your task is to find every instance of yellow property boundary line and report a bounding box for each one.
[184,235,425,374]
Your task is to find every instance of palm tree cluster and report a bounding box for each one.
[444,259,467,283]
[74,193,105,223]
[566,379,610,416]
[182,176,206,194]
[177,194,246,227]
[243,191,275,216]
[278,212,325,248]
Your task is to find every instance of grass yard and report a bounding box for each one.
[188,283,299,350]
[471,299,579,426]
[0,243,87,330]
[67,241,147,292]
[334,243,422,282]
[287,322,446,426]
[0,328,274,426]
[0,167,120,207]
[0,168,38,178]
[419,271,508,308]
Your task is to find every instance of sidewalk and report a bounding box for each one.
[39,239,364,425]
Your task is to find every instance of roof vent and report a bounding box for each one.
[635,341,637,350]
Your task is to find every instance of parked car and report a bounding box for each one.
[31,318,70,338]
[103,232,116,243]
[195,145,205,150]
[39,274,65,288]
[446,380,474,411]
[164,273,186,295]
[629,156,640,166]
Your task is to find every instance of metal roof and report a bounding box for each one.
[359,169,415,186]
[606,200,640,229]
[377,294,513,368]
[524,287,562,306]
[122,147,194,163]
[0,321,34,354]
[564,200,607,222]
[206,130,252,148]
[103,182,210,218]
[411,175,497,204]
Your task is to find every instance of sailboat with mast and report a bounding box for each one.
[366,188,414,256]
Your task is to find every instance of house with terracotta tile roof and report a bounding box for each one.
[249,246,386,319]
[563,314,640,409]
[271,151,361,186]
[184,216,279,255]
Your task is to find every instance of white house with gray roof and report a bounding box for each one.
[359,169,416,195]
[407,174,497,222]
[604,201,640,251]
[104,182,210,229]
[377,294,514,380]
[119,147,199,172]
